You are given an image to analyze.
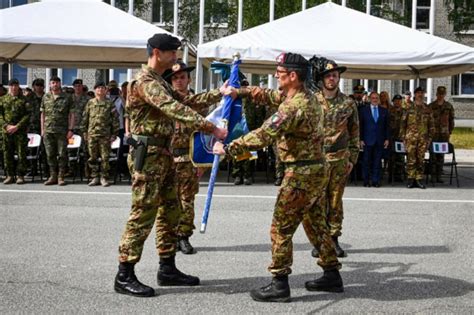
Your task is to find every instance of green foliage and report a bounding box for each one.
[451,127,474,149]
[444,0,474,34]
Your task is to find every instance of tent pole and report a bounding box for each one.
[109,69,115,82]
[238,0,243,32]
[8,63,13,81]
[57,68,63,82]
[302,0,306,10]
[195,0,205,93]
[410,0,417,95]
[426,0,435,103]
[45,69,51,92]
[268,0,275,89]
[173,0,179,35]
[338,0,346,92]
[127,0,134,82]
[366,0,371,14]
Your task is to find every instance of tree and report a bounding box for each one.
[444,0,474,34]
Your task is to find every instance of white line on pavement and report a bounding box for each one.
[0,189,473,204]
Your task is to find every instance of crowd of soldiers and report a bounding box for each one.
[0,33,458,303]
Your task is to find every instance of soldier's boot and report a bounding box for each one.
[88,177,100,186]
[234,176,243,185]
[58,173,67,186]
[414,180,426,189]
[332,236,345,258]
[44,173,58,185]
[274,177,283,186]
[249,275,291,303]
[243,177,252,185]
[177,237,197,255]
[157,256,200,286]
[407,179,416,189]
[100,177,110,187]
[311,246,320,258]
[305,269,344,293]
[16,176,25,185]
[114,262,155,297]
[3,176,14,185]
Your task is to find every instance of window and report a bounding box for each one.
[12,64,27,85]
[368,80,378,93]
[113,68,128,84]
[0,0,27,9]
[62,68,77,86]
[152,0,173,24]
[416,0,430,29]
[452,72,474,96]
[1,64,8,85]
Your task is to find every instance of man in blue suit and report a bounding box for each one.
[359,92,390,187]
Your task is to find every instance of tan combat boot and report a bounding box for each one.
[88,177,100,186]
[58,173,67,186]
[3,176,14,185]
[16,176,25,185]
[44,173,58,185]
[100,177,110,187]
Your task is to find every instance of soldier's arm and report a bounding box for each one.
[16,100,31,130]
[428,110,435,142]
[80,101,90,134]
[110,103,120,136]
[227,104,296,157]
[237,86,284,109]
[449,104,455,134]
[400,110,407,140]
[174,89,222,112]
[140,81,215,133]
[67,96,75,132]
[347,100,360,165]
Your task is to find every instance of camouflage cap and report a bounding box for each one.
[436,86,447,94]
[148,33,181,51]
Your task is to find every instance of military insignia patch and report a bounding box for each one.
[326,63,334,70]
[269,112,286,130]
[172,63,181,72]
[276,53,286,64]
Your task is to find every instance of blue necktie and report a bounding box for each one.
[373,106,379,122]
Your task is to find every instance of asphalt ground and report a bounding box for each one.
[1,166,473,314]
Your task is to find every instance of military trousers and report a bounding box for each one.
[118,152,180,263]
[175,161,199,238]
[43,132,68,176]
[406,139,429,180]
[268,164,340,276]
[87,136,111,179]
[231,159,252,179]
[2,132,28,176]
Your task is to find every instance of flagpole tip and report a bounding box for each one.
[232,52,241,61]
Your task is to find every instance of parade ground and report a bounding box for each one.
[1,162,473,314]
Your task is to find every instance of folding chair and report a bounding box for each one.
[26,133,42,182]
[109,137,121,184]
[67,134,82,183]
[389,141,407,186]
[445,143,459,187]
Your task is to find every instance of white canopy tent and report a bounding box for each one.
[0,0,195,69]
[197,2,474,80]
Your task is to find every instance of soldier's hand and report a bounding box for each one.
[384,140,389,149]
[345,161,353,176]
[213,142,225,155]
[360,140,365,148]
[212,126,228,140]
[220,81,238,100]
[67,130,74,139]
[6,124,18,135]
[110,136,117,143]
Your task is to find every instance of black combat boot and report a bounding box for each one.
[305,269,344,293]
[311,247,320,258]
[249,275,291,303]
[234,176,243,185]
[157,256,200,286]
[414,179,426,189]
[178,237,197,255]
[332,236,345,257]
[407,179,416,188]
[114,262,155,297]
[274,177,283,186]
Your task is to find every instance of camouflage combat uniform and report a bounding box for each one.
[0,94,30,177]
[171,91,213,239]
[389,105,404,179]
[228,86,340,276]
[429,99,455,179]
[304,90,359,239]
[26,92,44,134]
[40,92,74,178]
[81,98,119,179]
[118,64,220,263]
[400,102,435,181]
[231,96,266,180]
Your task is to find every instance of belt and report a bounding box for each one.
[173,148,189,157]
[131,134,170,147]
[283,159,324,167]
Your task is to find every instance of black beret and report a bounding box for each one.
[392,94,402,101]
[94,81,106,89]
[50,76,61,82]
[414,86,425,93]
[148,33,181,51]
[8,78,20,85]
[353,84,365,93]
[276,52,309,69]
[32,78,45,86]
[72,79,83,85]
[163,60,195,81]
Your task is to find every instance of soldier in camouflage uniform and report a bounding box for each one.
[231,80,266,186]
[400,87,435,189]
[388,94,404,181]
[26,79,46,176]
[114,34,227,298]
[429,86,455,183]
[0,84,6,171]
[162,60,213,255]
[81,82,119,187]
[0,79,30,184]
[303,57,360,259]
[40,76,75,186]
[216,53,342,303]
[402,90,413,109]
